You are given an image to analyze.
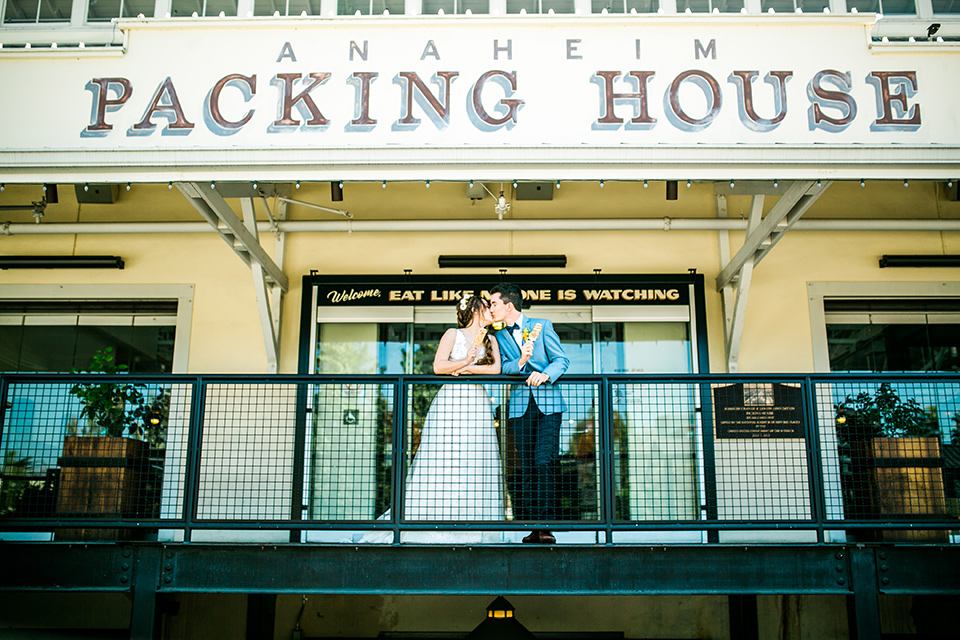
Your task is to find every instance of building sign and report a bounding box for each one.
[0,16,954,166]
[713,383,804,439]
[311,274,694,307]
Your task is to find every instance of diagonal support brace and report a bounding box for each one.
[176,182,289,293]
[717,180,830,291]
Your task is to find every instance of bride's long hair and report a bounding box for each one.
[456,295,495,365]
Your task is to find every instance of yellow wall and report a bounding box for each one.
[2,180,957,374]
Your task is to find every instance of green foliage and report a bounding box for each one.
[68,348,150,439]
[835,382,938,438]
[0,449,33,516]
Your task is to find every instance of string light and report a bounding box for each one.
[469,179,473,188]
[210,181,216,189]
[555,180,560,189]
[729,179,735,188]
[425,180,430,189]
[168,181,173,190]
[83,183,89,192]
[773,179,779,188]
[513,179,518,189]
[252,180,258,189]
[599,179,604,188]
[687,179,692,189]
[0,184,4,192]
[904,179,909,188]
[860,179,865,188]
[816,179,822,188]
[295,180,301,189]
[382,180,387,189]
[643,180,648,189]
[126,182,131,191]
[949,180,954,188]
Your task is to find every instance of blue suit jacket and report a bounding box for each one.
[496,317,570,418]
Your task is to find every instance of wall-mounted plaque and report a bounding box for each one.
[713,383,804,439]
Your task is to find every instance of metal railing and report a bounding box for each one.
[0,372,957,544]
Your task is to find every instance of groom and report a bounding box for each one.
[489,283,570,544]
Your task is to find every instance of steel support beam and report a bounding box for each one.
[5,543,960,596]
[847,547,882,640]
[241,197,282,373]
[176,182,289,292]
[721,194,764,373]
[717,180,831,291]
[130,545,163,640]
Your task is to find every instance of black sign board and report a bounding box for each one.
[309,274,693,307]
[713,383,805,439]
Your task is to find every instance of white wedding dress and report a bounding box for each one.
[363,329,504,544]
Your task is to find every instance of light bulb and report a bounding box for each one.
[643,180,648,189]
[904,179,909,188]
[252,180,258,189]
[860,179,865,188]
[556,180,560,189]
[599,179,604,188]
[83,183,89,192]
[687,180,692,189]
[382,180,386,189]
[295,180,301,189]
[425,180,430,189]
[773,179,778,188]
[210,181,216,189]
[168,181,173,190]
[126,182,131,191]
[513,179,518,188]
[816,179,822,188]
[730,179,735,188]
[469,179,473,188]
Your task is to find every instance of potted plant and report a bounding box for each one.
[56,348,156,539]
[835,382,946,541]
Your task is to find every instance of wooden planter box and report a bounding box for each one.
[55,435,148,540]
[852,436,948,542]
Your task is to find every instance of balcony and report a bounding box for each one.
[1,372,959,637]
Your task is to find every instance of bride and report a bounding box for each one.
[365,294,504,543]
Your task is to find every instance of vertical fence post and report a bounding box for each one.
[289,380,309,543]
[390,378,407,544]
[599,377,616,544]
[181,378,206,543]
[699,379,719,542]
[802,377,828,543]
[0,375,7,447]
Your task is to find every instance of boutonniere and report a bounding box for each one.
[492,322,504,331]
[522,327,530,342]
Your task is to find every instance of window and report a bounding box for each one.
[337,0,404,15]
[676,0,744,12]
[2,0,72,23]
[846,0,917,15]
[422,0,489,13]
[825,299,960,373]
[507,0,576,13]
[933,0,960,13]
[0,301,177,373]
[592,0,659,13]
[86,0,156,21]
[253,0,322,16]
[760,0,828,12]
[170,0,239,17]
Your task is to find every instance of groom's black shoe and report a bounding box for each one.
[539,531,556,544]
[522,530,542,544]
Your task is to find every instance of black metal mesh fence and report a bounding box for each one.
[2,375,958,542]
[814,380,960,542]
[0,379,185,539]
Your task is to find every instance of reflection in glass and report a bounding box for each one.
[827,323,960,372]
